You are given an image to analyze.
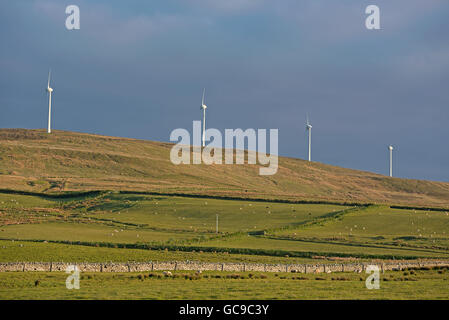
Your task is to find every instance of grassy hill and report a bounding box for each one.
[2,128,449,300]
[1,128,449,207]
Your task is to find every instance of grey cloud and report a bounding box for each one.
[0,0,448,182]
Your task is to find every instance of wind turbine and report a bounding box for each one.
[200,88,207,147]
[388,145,394,177]
[46,70,54,134]
[306,115,312,162]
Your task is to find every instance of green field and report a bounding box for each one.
[0,192,347,244]
[197,235,449,259]
[2,129,449,299]
[82,194,344,233]
[1,268,448,300]
[1,191,449,263]
[0,240,346,265]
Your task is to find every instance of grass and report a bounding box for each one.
[0,222,201,243]
[1,268,448,299]
[1,192,449,261]
[0,193,56,208]
[1,129,449,300]
[0,192,347,246]
[195,235,449,259]
[2,128,449,207]
[270,205,449,256]
[81,193,346,233]
[275,206,449,240]
[0,240,341,264]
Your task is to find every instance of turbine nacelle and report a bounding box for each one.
[306,114,312,130]
[46,70,53,93]
[200,88,207,110]
[305,114,312,162]
[388,145,394,151]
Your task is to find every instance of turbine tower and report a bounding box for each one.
[388,145,394,177]
[46,70,54,134]
[306,115,312,162]
[200,88,207,147]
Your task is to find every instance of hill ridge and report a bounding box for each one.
[1,128,449,208]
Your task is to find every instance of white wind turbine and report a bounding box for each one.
[200,88,207,147]
[306,115,312,162]
[46,70,54,134]
[388,145,394,177]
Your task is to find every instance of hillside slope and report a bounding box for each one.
[1,128,449,207]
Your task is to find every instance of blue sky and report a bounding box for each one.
[1,0,448,181]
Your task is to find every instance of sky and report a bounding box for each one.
[1,0,448,182]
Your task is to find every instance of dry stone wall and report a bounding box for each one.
[1,260,448,273]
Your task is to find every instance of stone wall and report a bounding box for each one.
[1,260,448,273]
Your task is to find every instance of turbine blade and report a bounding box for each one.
[202,88,205,105]
[306,114,309,126]
[47,69,51,88]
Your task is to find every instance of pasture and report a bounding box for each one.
[1,267,448,300]
[1,192,449,261]
[1,190,449,300]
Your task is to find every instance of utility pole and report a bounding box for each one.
[216,214,219,234]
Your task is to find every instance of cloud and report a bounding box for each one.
[395,46,449,78]
[1,0,449,181]
[187,0,267,14]
[31,0,190,46]
[266,0,449,47]
[33,0,63,16]
[86,12,188,45]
